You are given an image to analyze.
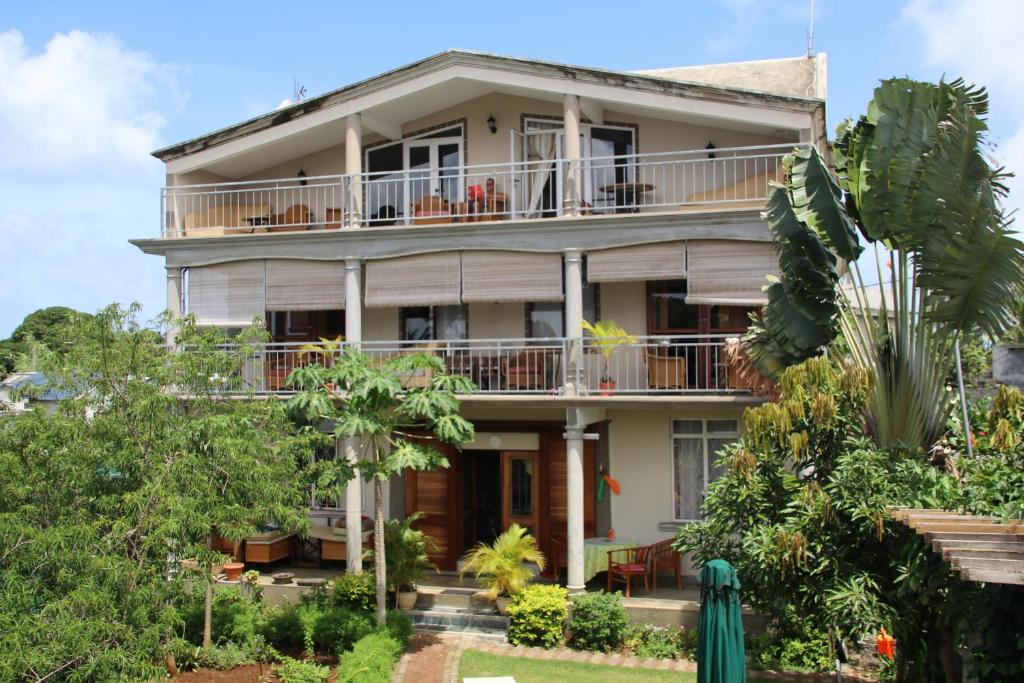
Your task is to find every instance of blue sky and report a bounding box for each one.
[1,0,1022,337]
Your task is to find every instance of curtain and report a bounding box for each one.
[265,260,344,311]
[686,240,780,306]
[187,261,266,327]
[587,242,687,282]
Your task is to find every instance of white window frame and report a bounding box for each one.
[670,418,739,523]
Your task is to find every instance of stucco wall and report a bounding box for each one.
[605,406,745,554]
[362,306,398,341]
[469,302,524,339]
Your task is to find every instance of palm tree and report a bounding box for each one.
[746,78,1024,451]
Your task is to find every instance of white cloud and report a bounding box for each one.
[0,29,183,177]
[901,0,1024,226]
[0,30,179,336]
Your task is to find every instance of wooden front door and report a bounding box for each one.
[501,451,540,537]
[404,442,459,570]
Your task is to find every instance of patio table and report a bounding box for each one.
[583,536,637,583]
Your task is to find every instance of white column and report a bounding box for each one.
[564,249,583,396]
[565,409,586,593]
[343,258,363,572]
[165,266,183,345]
[345,114,363,227]
[562,94,581,215]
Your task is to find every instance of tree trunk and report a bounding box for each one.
[374,471,386,627]
[939,626,960,683]
[203,535,213,647]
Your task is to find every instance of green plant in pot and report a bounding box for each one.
[460,523,545,615]
[582,320,637,395]
[382,512,437,609]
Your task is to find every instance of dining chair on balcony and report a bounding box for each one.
[501,352,545,390]
[271,204,312,232]
[607,545,652,597]
[648,538,683,590]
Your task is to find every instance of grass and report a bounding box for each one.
[459,650,783,682]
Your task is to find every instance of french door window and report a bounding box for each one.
[671,419,738,521]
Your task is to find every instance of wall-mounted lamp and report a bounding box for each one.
[297,168,308,186]
[487,115,497,135]
[705,141,716,159]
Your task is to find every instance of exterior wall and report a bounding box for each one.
[605,405,745,559]
[468,302,523,339]
[598,280,647,337]
[362,306,398,341]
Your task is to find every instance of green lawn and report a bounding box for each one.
[459,650,779,682]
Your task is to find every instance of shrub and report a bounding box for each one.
[332,573,376,613]
[336,632,402,683]
[749,626,832,673]
[569,591,629,652]
[623,624,695,660]
[313,607,375,652]
[460,523,545,599]
[385,610,414,646]
[180,587,265,647]
[260,604,303,649]
[275,655,331,683]
[506,584,568,648]
[167,636,276,671]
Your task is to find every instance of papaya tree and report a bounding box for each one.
[286,349,475,626]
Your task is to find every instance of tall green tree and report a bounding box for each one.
[747,78,1024,450]
[0,306,91,376]
[0,305,317,679]
[287,349,475,625]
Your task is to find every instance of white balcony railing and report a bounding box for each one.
[159,143,803,238]
[210,335,747,397]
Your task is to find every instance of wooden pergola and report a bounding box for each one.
[890,508,1024,585]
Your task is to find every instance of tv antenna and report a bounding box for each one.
[807,0,815,57]
[293,79,308,103]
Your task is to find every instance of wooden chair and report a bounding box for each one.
[411,196,451,225]
[501,352,545,390]
[549,535,567,580]
[271,204,311,232]
[649,538,683,590]
[607,545,652,597]
[646,350,687,390]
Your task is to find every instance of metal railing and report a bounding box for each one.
[158,143,804,237]
[209,335,746,396]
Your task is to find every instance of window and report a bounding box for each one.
[400,305,468,342]
[671,419,738,521]
[268,310,344,341]
[526,283,599,338]
[649,280,699,333]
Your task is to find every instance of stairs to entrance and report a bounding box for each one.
[408,586,508,641]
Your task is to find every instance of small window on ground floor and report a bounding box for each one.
[671,418,739,522]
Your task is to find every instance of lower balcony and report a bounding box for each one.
[225,335,750,397]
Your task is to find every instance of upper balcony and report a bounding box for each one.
[160,143,800,239]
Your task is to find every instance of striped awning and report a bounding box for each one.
[187,260,266,327]
[587,242,686,282]
[364,253,462,307]
[461,251,563,302]
[265,260,345,311]
[685,240,779,306]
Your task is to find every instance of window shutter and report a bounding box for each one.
[587,242,686,282]
[364,253,462,307]
[265,260,345,311]
[685,240,779,306]
[461,251,563,302]
[187,260,266,327]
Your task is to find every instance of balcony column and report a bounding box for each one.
[345,114,363,227]
[564,249,583,396]
[562,94,581,216]
[344,258,363,572]
[565,410,586,593]
[165,266,183,345]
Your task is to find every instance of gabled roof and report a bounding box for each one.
[0,371,72,402]
[154,49,824,165]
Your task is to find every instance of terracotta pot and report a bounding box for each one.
[598,380,616,396]
[495,596,512,615]
[397,590,419,610]
[222,562,245,582]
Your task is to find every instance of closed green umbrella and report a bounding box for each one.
[697,559,746,683]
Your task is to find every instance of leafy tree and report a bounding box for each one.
[676,357,1024,681]
[0,305,317,679]
[747,78,1024,451]
[0,307,92,376]
[286,349,475,625]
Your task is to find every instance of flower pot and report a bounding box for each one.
[495,596,512,615]
[272,572,294,585]
[397,589,419,610]
[222,562,245,582]
[598,379,616,396]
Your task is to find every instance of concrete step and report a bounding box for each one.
[407,606,509,639]
[415,586,494,610]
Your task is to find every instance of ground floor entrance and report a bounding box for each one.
[404,424,596,571]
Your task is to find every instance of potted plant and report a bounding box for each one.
[460,523,546,615]
[582,320,637,396]
[383,513,437,610]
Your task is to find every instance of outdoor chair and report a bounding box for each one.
[607,545,652,597]
[646,350,687,390]
[549,534,567,580]
[649,538,683,590]
[411,196,451,225]
[501,352,546,390]
[271,204,312,232]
